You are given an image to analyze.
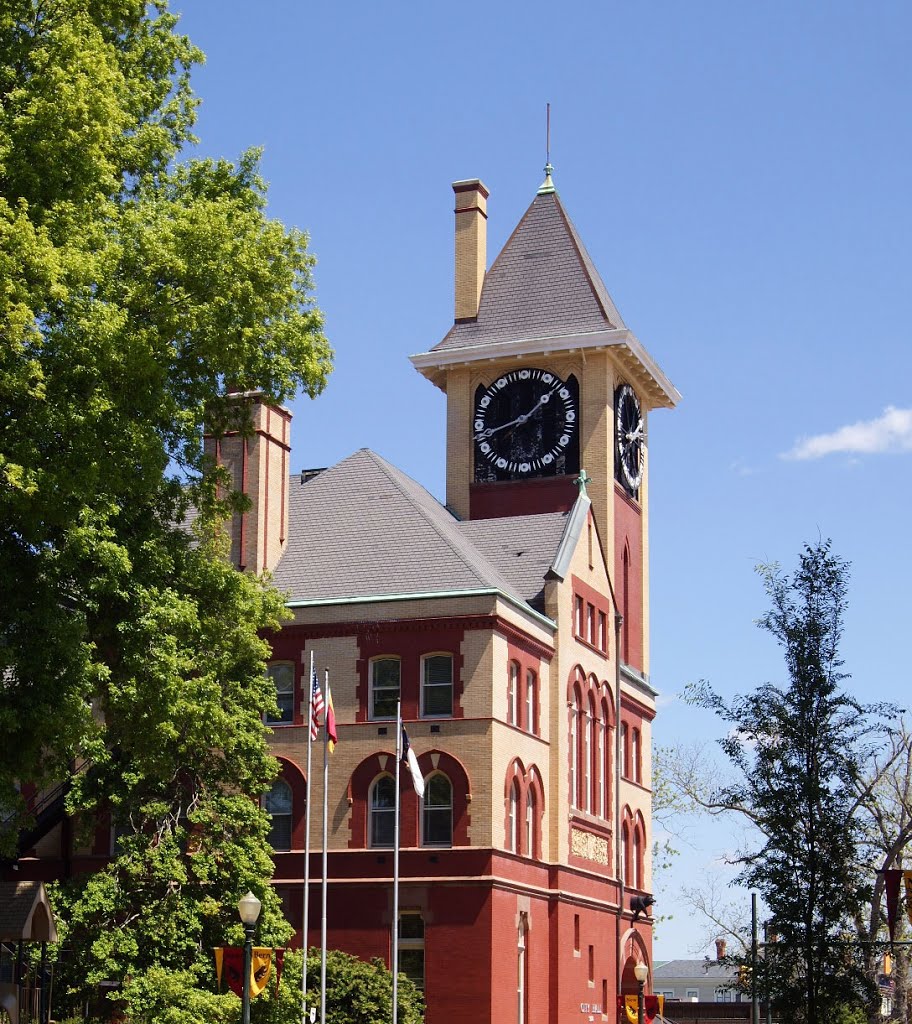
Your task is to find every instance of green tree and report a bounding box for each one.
[0,0,331,1012]
[258,949,425,1024]
[685,541,895,1024]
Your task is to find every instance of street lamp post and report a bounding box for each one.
[634,961,649,1024]
[238,891,262,1024]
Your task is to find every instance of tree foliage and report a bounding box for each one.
[0,0,331,1011]
[685,541,896,1024]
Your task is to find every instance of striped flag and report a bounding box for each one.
[310,669,324,741]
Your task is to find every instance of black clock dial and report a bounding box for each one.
[473,368,579,482]
[615,384,645,494]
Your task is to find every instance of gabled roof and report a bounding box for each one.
[272,450,569,622]
[0,880,58,942]
[410,184,680,411]
[653,959,737,980]
[434,190,627,350]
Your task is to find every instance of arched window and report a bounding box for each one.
[525,670,536,734]
[583,697,592,813]
[508,661,519,725]
[508,781,520,851]
[601,697,613,820]
[370,775,396,848]
[569,689,580,808]
[622,544,631,661]
[596,712,605,819]
[370,658,400,720]
[621,722,629,779]
[622,821,631,885]
[422,773,452,847]
[264,779,293,851]
[265,662,294,725]
[525,787,535,858]
[633,825,643,889]
[632,728,642,784]
[422,654,453,717]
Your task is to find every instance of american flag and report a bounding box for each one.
[310,669,325,741]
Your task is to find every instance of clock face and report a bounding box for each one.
[473,368,579,482]
[615,383,645,493]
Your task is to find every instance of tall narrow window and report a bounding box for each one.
[264,779,293,851]
[620,723,629,779]
[525,670,536,734]
[583,703,591,812]
[622,823,631,885]
[265,663,295,725]
[517,913,529,1024]
[370,776,395,848]
[633,826,643,889]
[597,716,605,820]
[422,654,453,717]
[525,788,535,858]
[569,692,579,808]
[598,611,607,653]
[587,603,595,645]
[573,913,580,952]
[574,595,584,636]
[588,945,594,983]
[508,661,519,725]
[398,912,425,991]
[632,728,642,783]
[622,545,631,661]
[508,781,519,851]
[370,658,400,720]
[422,773,452,847]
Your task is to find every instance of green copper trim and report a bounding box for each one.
[285,587,556,632]
[537,162,556,195]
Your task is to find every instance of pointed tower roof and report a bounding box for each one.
[411,181,679,411]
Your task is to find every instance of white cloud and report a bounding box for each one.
[782,406,912,460]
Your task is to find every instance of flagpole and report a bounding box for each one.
[320,668,329,1024]
[392,700,401,1024]
[302,650,314,1024]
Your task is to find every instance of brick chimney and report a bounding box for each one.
[715,938,727,961]
[452,179,489,321]
[203,392,291,573]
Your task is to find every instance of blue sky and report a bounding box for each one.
[173,1,912,959]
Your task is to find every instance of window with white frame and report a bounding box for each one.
[421,654,452,717]
[525,670,536,733]
[398,911,425,990]
[264,779,293,851]
[525,787,535,857]
[422,773,452,846]
[370,658,400,720]
[685,989,699,1001]
[265,662,294,725]
[508,661,519,725]
[370,775,395,847]
[508,781,519,851]
[517,912,529,1024]
[715,987,732,1002]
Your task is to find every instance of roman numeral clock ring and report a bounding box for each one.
[473,368,579,481]
[615,383,645,494]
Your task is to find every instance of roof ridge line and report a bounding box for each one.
[365,451,517,596]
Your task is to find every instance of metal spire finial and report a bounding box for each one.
[538,103,556,194]
[574,469,592,496]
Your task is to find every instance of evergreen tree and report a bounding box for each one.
[687,541,895,1024]
[0,0,331,1012]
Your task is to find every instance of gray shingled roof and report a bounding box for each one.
[432,190,627,353]
[0,880,57,941]
[459,511,569,612]
[272,449,566,617]
[653,960,738,980]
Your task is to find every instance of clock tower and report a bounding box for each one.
[411,171,679,670]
